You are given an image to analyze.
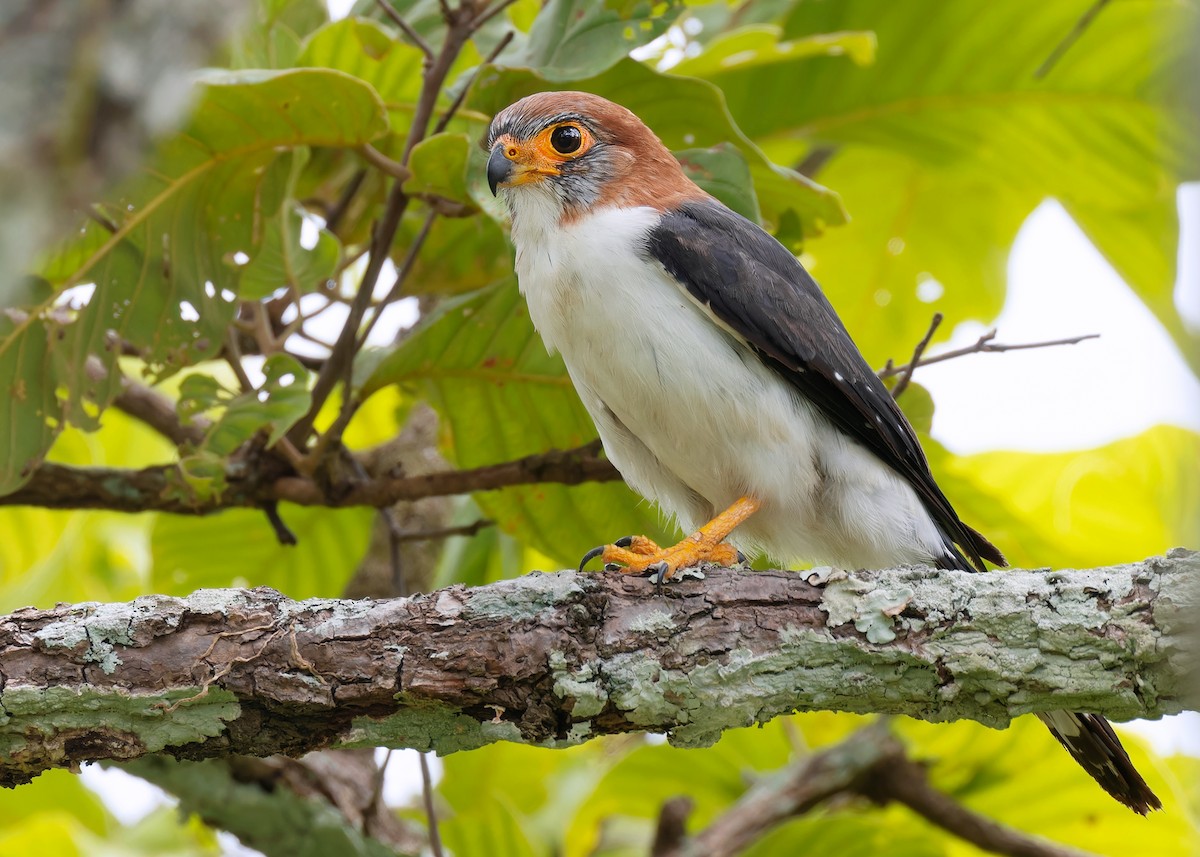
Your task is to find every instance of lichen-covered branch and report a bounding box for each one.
[1,551,1195,787]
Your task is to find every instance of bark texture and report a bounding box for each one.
[1,550,1196,787]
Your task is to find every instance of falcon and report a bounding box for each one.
[484,91,1160,814]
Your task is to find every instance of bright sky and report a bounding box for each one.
[922,187,1200,455]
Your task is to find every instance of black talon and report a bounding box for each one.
[736,550,747,565]
[646,560,669,595]
[579,545,605,572]
[615,535,634,548]
[604,562,621,572]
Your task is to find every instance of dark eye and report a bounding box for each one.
[550,125,582,155]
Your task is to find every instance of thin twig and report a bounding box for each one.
[109,373,207,447]
[470,0,518,31]
[420,753,444,857]
[889,312,942,399]
[223,330,256,393]
[1034,0,1111,79]
[86,205,119,234]
[358,210,437,347]
[795,145,837,179]
[365,748,393,832]
[878,329,1100,382]
[433,29,514,135]
[291,12,476,449]
[392,518,493,543]
[358,144,412,180]
[262,501,298,546]
[325,169,367,235]
[375,0,434,60]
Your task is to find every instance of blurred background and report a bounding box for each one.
[0,0,1196,854]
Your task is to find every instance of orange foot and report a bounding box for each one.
[579,496,761,583]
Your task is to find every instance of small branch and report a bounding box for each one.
[324,169,367,235]
[375,0,434,61]
[357,144,412,181]
[1034,0,1111,79]
[262,501,298,546]
[112,376,206,447]
[679,723,1097,857]
[651,797,694,857]
[863,754,1094,857]
[470,0,518,31]
[877,329,1100,382]
[681,723,897,857]
[86,204,119,234]
[795,144,838,179]
[419,753,444,857]
[223,330,256,393]
[0,440,617,513]
[432,29,514,135]
[392,518,492,543]
[889,312,942,399]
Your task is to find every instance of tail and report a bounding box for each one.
[1037,711,1162,814]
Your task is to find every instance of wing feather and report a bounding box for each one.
[644,200,1004,571]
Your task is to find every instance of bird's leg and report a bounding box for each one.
[580,496,760,582]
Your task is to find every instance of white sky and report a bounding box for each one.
[922,187,1200,454]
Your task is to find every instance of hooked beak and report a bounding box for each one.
[487,146,513,196]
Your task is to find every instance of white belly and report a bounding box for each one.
[510,202,943,568]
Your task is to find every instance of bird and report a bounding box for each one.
[484,91,1161,815]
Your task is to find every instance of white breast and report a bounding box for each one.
[505,194,946,569]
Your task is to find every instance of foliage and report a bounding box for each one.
[0,0,1197,854]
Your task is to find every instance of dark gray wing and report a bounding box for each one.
[644,199,1003,572]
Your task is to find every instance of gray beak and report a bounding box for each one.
[487,146,512,196]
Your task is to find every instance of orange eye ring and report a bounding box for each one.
[536,123,593,161]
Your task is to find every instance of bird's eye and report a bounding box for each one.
[550,125,582,155]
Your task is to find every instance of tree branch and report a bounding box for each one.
[0,441,618,513]
[1,551,1194,787]
[123,753,423,857]
[861,749,1094,857]
[672,722,1095,857]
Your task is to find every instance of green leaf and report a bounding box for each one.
[720,0,1200,372]
[440,799,540,857]
[0,410,174,613]
[228,0,331,69]
[509,0,680,80]
[0,770,108,837]
[296,17,426,133]
[1,69,388,496]
[675,143,760,223]
[239,153,341,299]
[403,133,476,208]
[470,58,846,240]
[201,355,313,455]
[898,716,1199,857]
[150,503,373,598]
[937,424,1200,570]
[363,281,673,568]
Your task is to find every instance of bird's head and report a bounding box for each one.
[484,92,698,220]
